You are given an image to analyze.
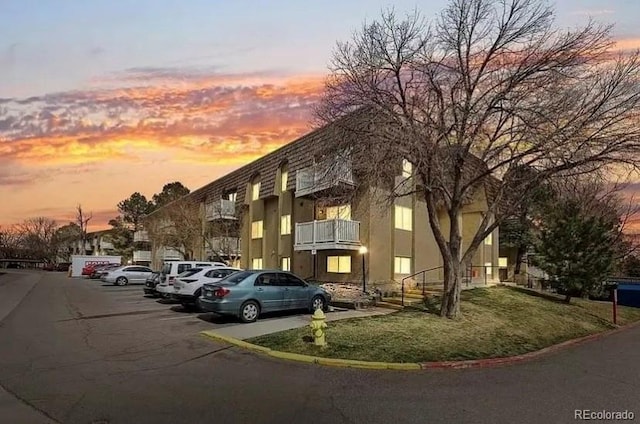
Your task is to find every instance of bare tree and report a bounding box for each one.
[146,199,202,261]
[15,217,59,262]
[203,202,242,265]
[76,204,92,255]
[0,226,22,260]
[317,1,640,317]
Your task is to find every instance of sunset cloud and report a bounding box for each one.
[0,69,325,169]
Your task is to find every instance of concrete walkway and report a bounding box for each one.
[211,306,394,340]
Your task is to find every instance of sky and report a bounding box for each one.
[1,0,639,231]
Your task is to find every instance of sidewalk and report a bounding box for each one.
[211,307,394,340]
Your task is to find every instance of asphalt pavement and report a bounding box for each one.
[1,269,639,424]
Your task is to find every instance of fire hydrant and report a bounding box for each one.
[310,308,328,347]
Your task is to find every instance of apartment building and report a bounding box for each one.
[70,230,115,257]
[145,120,500,287]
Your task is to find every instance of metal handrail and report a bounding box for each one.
[401,266,444,307]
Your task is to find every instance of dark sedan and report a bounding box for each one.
[199,270,331,323]
[143,272,162,296]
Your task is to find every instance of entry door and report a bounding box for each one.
[253,273,285,312]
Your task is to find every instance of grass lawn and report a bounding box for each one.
[248,286,640,363]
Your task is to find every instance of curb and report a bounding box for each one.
[200,320,640,371]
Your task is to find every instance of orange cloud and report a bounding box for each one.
[614,38,640,52]
[0,71,326,167]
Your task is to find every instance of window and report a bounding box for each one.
[394,257,411,274]
[280,214,291,235]
[281,257,291,271]
[281,170,288,192]
[484,232,493,246]
[254,272,278,286]
[280,272,305,286]
[177,264,192,274]
[206,269,235,279]
[402,159,413,178]
[252,182,261,201]
[484,262,493,275]
[252,258,263,269]
[227,192,237,202]
[325,204,351,220]
[498,257,508,268]
[394,205,412,231]
[251,220,263,239]
[327,256,351,273]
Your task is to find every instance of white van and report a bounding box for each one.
[156,261,226,297]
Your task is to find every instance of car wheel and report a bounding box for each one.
[115,277,128,286]
[310,295,326,313]
[239,301,260,323]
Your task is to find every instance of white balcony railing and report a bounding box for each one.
[133,250,152,262]
[133,230,149,242]
[206,237,241,256]
[100,241,114,250]
[294,219,361,251]
[205,199,237,221]
[160,247,182,261]
[295,159,354,197]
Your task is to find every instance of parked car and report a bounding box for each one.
[143,271,162,296]
[156,261,227,298]
[90,263,120,279]
[82,263,102,276]
[43,263,56,271]
[7,263,23,269]
[199,270,331,323]
[55,262,71,272]
[172,267,240,308]
[101,266,154,286]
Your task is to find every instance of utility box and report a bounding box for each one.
[70,255,122,277]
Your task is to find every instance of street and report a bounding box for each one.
[1,270,639,424]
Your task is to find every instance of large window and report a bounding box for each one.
[394,205,412,231]
[252,258,263,269]
[394,257,411,274]
[281,170,288,192]
[281,257,291,271]
[251,181,261,201]
[280,214,291,235]
[402,159,413,178]
[327,256,351,273]
[326,204,351,220]
[227,192,237,202]
[484,232,493,246]
[484,262,493,275]
[251,220,263,239]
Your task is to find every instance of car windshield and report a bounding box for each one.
[215,270,253,285]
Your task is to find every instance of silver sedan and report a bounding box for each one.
[101,266,154,286]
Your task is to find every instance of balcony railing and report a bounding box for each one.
[295,159,355,197]
[133,230,149,242]
[293,219,361,251]
[160,247,182,261]
[205,237,241,256]
[99,241,114,250]
[133,250,152,262]
[205,199,237,221]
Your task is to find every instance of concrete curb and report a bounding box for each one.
[201,320,640,370]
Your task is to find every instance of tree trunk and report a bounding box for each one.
[564,294,572,303]
[514,245,526,275]
[440,214,464,319]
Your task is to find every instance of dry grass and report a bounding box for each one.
[248,286,640,363]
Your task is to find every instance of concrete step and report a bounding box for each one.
[382,297,424,306]
[374,301,404,311]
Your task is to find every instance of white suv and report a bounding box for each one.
[172,267,241,308]
[156,261,226,298]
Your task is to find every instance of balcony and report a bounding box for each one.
[133,250,152,262]
[205,199,237,221]
[294,219,361,251]
[99,241,114,250]
[160,247,182,261]
[295,159,355,198]
[133,230,149,242]
[205,237,241,256]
